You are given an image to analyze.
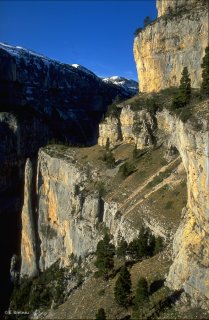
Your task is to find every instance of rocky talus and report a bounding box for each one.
[134,0,208,92]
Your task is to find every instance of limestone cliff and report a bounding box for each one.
[134,0,208,92]
[21,143,145,275]
[98,98,209,305]
[98,105,156,149]
[0,41,137,310]
[20,159,38,277]
[157,107,209,306]
[21,135,186,277]
[156,0,203,17]
[132,0,209,303]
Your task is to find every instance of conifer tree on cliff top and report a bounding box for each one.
[179,67,191,104]
[172,67,191,109]
[201,46,209,96]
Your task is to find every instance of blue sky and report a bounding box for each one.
[0,1,157,80]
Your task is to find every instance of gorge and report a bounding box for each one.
[1,0,209,318]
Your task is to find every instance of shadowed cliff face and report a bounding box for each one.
[0,43,137,314]
[0,42,136,145]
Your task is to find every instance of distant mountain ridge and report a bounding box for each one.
[0,41,138,314]
[0,42,138,97]
[102,76,138,95]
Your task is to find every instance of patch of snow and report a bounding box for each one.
[0,42,73,71]
[71,64,97,78]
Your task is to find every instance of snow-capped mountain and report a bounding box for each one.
[0,43,138,98]
[71,66,139,95]
[0,42,139,146]
[102,76,138,95]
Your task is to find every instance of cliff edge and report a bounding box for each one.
[134,0,208,92]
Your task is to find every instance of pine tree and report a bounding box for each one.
[114,266,131,306]
[179,67,191,103]
[105,138,110,150]
[153,236,164,255]
[134,277,149,310]
[95,233,115,278]
[148,233,156,256]
[144,16,152,28]
[117,238,128,259]
[172,67,191,108]
[127,227,149,260]
[95,308,106,320]
[201,46,209,96]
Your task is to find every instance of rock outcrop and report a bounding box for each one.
[132,0,209,304]
[98,105,156,149]
[21,148,101,273]
[21,159,38,277]
[21,146,141,275]
[98,99,209,305]
[36,149,101,271]
[134,0,208,92]
[156,0,202,17]
[159,108,209,306]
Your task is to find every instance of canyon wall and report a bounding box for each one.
[98,105,156,149]
[98,99,209,305]
[134,0,208,92]
[133,0,209,303]
[156,0,203,17]
[21,146,141,275]
[0,42,136,313]
[157,107,209,306]
[21,97,209,305]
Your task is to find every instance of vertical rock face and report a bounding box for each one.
[159,109,209,304]
[98,117,121,148]
[21,159,38,277]
[20,146,141,275]
[98,106,156,149]
[34,149,102,270]
[134,0,208,92]
[156,0,202,17]
[98,99,209,304]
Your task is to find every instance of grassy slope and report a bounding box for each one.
[42,91,209,319]
[41,141,193,320]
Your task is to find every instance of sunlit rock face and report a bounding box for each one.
[134,0,208,92]
[20,159,38,277]
[156,108,209,306]
[20,148,102,273]
[98,99,209,305]
[98,105,156,149]
[156,0,203,17]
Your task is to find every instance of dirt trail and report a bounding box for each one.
[118,157,181,213]
[123,161,183,218]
